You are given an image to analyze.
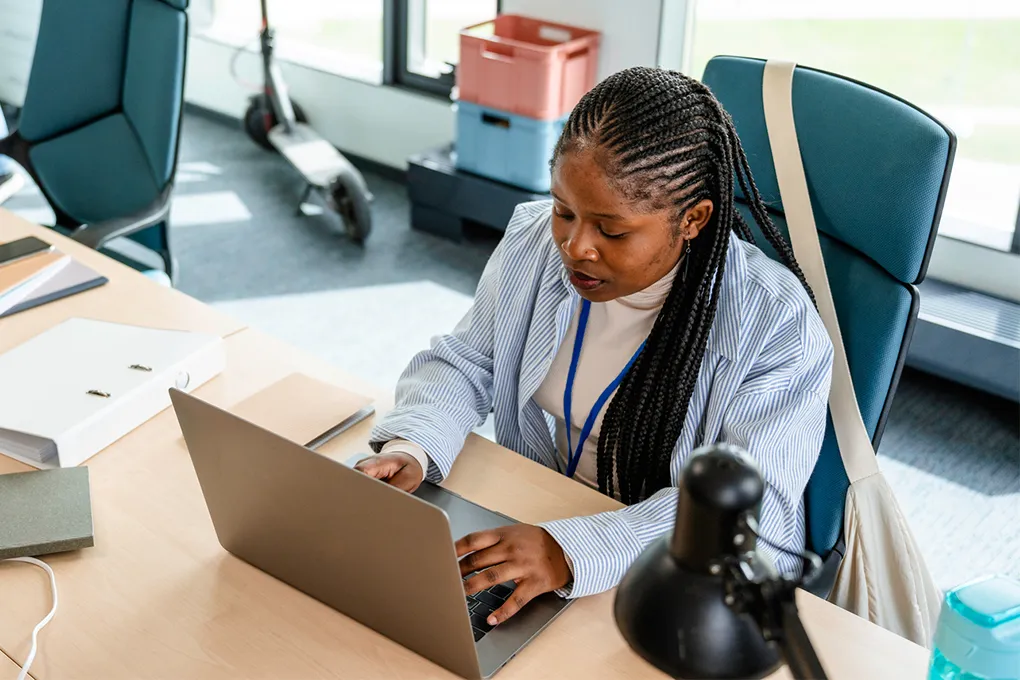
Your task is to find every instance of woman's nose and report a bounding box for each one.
[561,224,598,262]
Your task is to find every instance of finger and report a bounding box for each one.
[455,529,502,559]
[458,542,511,578]
[462,563,526,596]
[389,461,423,492]
[353,457,396,479]
[487,582,541,626]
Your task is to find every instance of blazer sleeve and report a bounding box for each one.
[369,203,540,481]
[539,303,833,598]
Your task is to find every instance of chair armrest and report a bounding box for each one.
[71,184,173,250]
[0,130,30,169]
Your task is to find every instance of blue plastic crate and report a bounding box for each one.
[454,100,566,193]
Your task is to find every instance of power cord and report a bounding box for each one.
[229,36,263,92]
[743,514,823,581]
[1,557,58,680]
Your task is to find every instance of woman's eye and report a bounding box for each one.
[554,211,575,221]
[598,225,626,239]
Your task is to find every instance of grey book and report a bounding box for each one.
[0,258,108,318]
[0,467,94,560]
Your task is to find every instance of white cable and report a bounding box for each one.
[2,557,58,680]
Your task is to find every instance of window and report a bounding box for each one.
[202,0,386,83]
[687,0,1020,253]
[197,0,499,95]
[394,0,500,95]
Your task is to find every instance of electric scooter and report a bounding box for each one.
[242,0,373,242]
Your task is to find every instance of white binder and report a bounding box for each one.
[0,318,225,469]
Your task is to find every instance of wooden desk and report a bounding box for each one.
[0,209,244,354]
[0,210,932,680]
[1,650,26,680]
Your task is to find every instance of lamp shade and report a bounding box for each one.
[614,444,783,679]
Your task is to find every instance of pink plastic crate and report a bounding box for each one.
[457,14,601,120]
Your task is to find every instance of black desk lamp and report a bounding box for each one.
[614,444,829,680]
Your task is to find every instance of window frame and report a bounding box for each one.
[674,0,1020,299]
[1013,201,1020,255]
[386,0,502,98]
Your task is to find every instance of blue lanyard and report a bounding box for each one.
[562,299,646,478]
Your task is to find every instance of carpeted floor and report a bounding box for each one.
[4,110,1018,591]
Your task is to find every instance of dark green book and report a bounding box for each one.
[0,467,94,559]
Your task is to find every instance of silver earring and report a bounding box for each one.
[682,241,692,282]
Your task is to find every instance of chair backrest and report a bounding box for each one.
[17,0,188,259]
[701,56,955,558]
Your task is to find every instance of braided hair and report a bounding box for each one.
[551,66,814,505]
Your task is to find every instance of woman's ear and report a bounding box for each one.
[682,199,714,240]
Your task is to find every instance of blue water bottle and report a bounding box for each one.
[929,575,1020,680]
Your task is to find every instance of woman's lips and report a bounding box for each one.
[567,268,603,291]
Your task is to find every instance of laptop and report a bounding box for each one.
[169,388,571,679]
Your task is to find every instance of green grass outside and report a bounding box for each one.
[308,18,468,73]
[689,19,1020,165]
[308,16,1019,165]
[689,19,1020,108]
[304,19,384,65]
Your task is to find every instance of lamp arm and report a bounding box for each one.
[778,598,828,680]
[727,567,829,680]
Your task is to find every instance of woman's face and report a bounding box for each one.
[550,147,713,302]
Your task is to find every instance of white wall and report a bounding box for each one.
[185,37,455,170]
[500,0,664,81]
[1,0,674,169]
[183,1,672,171]
[0,0,42,106]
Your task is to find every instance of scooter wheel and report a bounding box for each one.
[328,170,373,244]
[243,95,308,151]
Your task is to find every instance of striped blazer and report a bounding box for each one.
[370,200,833,598]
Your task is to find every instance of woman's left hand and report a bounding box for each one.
[456,524,572,626]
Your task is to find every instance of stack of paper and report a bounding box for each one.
[1,258,108,318]
[0,250,70,315]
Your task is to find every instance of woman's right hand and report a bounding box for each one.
[354,452,424,492]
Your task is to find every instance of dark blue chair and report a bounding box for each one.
[0,0,189,285]
[701,56,956,592]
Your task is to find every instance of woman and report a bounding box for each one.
[358,67,833,627]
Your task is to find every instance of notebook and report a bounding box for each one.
[0,250,70,315]
[228,372,374,448]
[0,467,94,560]
[0,258,108,318]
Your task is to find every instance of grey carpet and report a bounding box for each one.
[3,110,1017,592]
[170,112,500,301]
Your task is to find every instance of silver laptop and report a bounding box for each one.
[169,388,571,679]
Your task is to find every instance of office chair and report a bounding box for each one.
[701,56,956,594]
[0,0,189,285]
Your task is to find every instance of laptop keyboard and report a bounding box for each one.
[465,581,516,642]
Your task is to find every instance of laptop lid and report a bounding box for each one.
[169,388,483,679]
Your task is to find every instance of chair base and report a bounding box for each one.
[802,538,845,599]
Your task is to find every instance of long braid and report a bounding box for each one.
[552,67,812,505]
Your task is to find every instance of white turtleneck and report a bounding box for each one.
[532,260,679,498]
[379,259,680,499]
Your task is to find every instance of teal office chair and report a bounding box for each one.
[701,56,956,593]
[0,0,189,285]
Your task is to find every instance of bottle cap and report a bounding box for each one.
[933,575,1020,679]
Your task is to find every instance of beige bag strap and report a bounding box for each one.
[761,60,879,484]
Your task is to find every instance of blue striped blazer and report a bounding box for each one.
[370,200,833,598]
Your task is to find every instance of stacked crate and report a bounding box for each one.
[453,15,601,193]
